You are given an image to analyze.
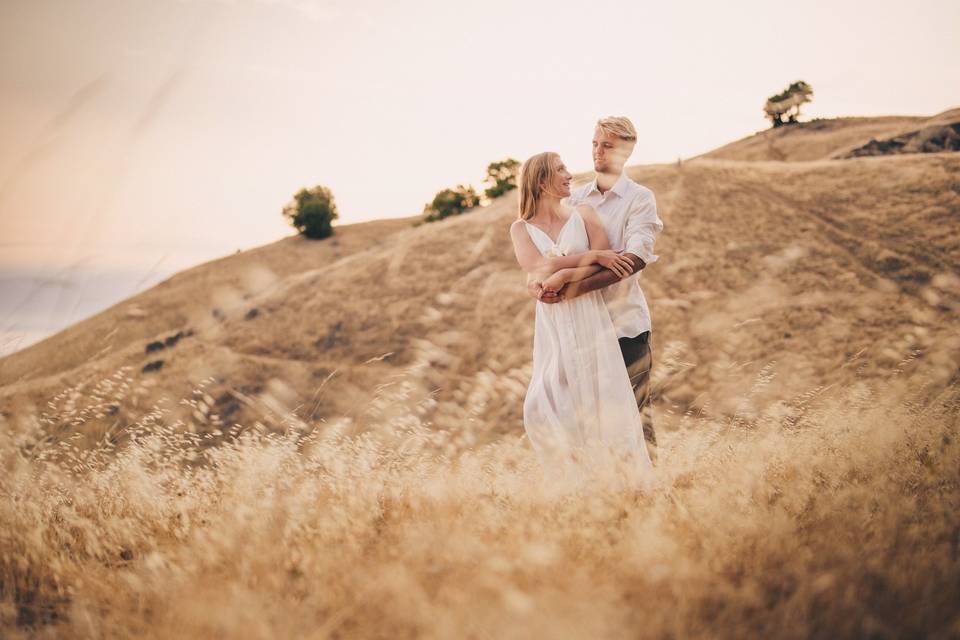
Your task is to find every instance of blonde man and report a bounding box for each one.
[527,116,664,462]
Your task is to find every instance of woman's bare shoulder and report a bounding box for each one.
[574,202,600,224]
[510,218,531,238]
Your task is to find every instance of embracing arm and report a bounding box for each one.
[562,191,662,300]
[561,253,646,297]
[510,221,603,278]
[537,264,605,294]
[540,204,636,294]
[538,251,606,274]
[514,217,635,300]
[560,264,604,283]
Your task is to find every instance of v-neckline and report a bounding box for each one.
[525,208,578,245]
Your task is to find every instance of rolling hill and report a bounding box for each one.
[695,107,960,161]
[1,109,958,453]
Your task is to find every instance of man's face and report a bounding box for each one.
[592,128,634,174]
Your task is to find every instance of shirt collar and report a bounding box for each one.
[586,173,630,198]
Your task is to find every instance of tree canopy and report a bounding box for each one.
[422,184,480,223]
[483,158,520,200]
[282,185,339,239]
[763,81,814,128]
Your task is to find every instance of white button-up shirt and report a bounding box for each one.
[564,173,664,339]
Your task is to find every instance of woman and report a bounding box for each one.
[509,151,654,491]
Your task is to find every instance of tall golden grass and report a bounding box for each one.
[2,359,957,638]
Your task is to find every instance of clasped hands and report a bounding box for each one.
[527,249,635,304]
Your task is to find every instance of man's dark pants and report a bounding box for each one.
[618,330,657,464]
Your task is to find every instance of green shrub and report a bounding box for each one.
[283,185,339,239]
[483,158,520,200]
[763,80,813,128]
[422,184,480,223]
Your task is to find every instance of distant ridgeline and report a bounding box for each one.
[845,122,960,158]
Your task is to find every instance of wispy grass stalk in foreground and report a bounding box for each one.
[1,375,958,639]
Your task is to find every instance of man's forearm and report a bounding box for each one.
[564,253,646,298]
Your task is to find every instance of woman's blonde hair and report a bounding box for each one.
[518,151,563,221]
[596,116,637,142]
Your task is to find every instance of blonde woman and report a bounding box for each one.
[509,150,654,489]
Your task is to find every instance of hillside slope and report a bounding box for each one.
[0,215,417,386]
[2,118,959,452]
[695,107,960,162]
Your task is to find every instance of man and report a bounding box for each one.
[526,116,664,463]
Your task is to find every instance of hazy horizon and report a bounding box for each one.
[1,0,959,355]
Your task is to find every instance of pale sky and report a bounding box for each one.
[1,0,958,354]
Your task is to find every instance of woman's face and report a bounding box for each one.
[550,156,573,198]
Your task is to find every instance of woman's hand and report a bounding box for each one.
[593,249,634,278]
[542,270,568,293]
[526,279,544,300]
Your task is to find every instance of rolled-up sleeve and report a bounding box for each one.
[623,191,664,266]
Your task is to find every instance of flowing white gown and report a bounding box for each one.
[522,207,653,491]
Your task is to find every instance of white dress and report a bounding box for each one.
[522,207,653,491]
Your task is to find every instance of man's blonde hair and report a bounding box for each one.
[596,116,637,142]
[518,151,562,221]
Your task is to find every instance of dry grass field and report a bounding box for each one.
[1,109,959,638]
